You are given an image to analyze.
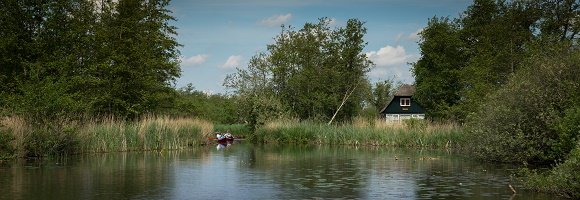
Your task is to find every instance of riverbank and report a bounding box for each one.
[0,116,213,158]
[1,116,463,159]
[252,118,464,148]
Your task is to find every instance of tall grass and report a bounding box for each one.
[254,118,464,148]
[0,116,213,157]
[213,124,251,137]
[77,116,213,153]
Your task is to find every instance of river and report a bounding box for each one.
[0,142,559,199]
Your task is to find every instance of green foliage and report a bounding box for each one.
[253,120,464,148]
[523,143,580,198]
[371,79,395,112]
[0,0,181,120]
[213,124,251,136]
[412,17,466,121]
[24,125,79,157]
[170,84,238,124]
[0,127,15,159]
[551,107,580,161]
[413,0,579,122]
[10,78,84,125]
[466,43,580,164]
[225,18,373,127]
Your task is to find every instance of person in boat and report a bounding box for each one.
[224,130,233,140]
[216,132,224,140]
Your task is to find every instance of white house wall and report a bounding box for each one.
[385,114,425,121]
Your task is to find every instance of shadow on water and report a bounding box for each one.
[0,143,561,200]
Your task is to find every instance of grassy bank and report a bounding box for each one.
[521,142,580,198]
[1,116,464,159]
[253,118,464,148]
[0,116,213,158]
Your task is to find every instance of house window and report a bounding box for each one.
[400,98,410,106]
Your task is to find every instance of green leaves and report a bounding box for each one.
[413,0,579,121]
[412,17,465,120]
[0,0,181,120]
[225,18,373,127]
[466,43,580,164]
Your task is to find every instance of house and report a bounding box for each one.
[379,84,425,121]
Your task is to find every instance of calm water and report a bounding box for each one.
[0,143,559,200]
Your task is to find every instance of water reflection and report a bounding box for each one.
[0,144,559,200]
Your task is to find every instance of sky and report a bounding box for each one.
[169,0,473,94]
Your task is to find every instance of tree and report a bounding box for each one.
[538,0,579,42]
[224,53,287,129]
[412,17,466,120]
[0,0,181,120]
[412,0,566,121]
[225,18,373,126]
[458,0,540,117]
[466,41,580,164]
[170,84,238,124]
[88,0,181,118]
[371,80,394,112]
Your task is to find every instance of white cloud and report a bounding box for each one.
[259,13,292,27]
[366,45,418,83]
[366,45,410,67]
[222,55,243,68]
[407,28,423,41]
[181,54,209,67]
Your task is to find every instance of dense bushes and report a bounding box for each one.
[524,143,580,198]
[466,44,580,164]
[0,127,15,159]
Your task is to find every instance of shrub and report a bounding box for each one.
[0,128,15,159]
[466,44,580,164]
[524,143,580,198]
[24,125,79,157]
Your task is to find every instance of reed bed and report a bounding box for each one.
[0,116,27,157]
[77,116,213,153]
[255,118,464,148]
[0,116,213,157]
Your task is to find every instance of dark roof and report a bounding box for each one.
[394,84,415,96]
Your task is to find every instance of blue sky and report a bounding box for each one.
[169,0,472,94]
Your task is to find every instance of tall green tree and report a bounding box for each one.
[0,0,181,120]
[0,0,46,108]
[538,0,579,42]
[90,0,181,118]
[459,0,539,115]
[412,17,466,120]
[412,0,576,121]
[225,18,372,126]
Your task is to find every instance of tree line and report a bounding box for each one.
[0,0,181,123]
[412,0,578,196]
[413,0,579,163]
[224,18,402,129]
[0,1,395,127]
[412,0,578,122]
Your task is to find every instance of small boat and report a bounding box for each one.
[213,132,235,144]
